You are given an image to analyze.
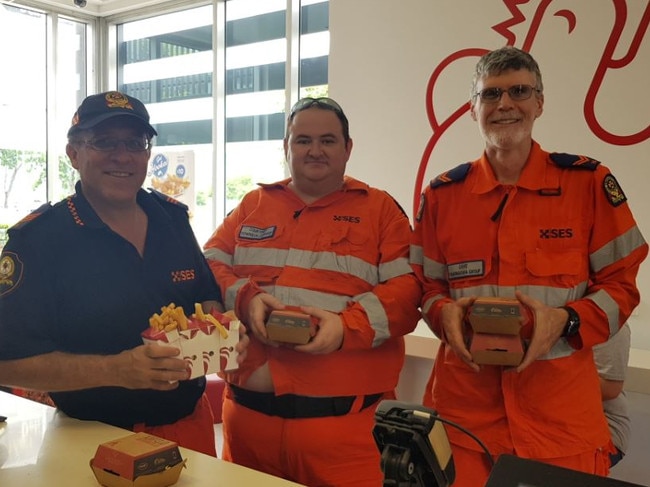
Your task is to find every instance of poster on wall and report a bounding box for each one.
[146,150,195,215]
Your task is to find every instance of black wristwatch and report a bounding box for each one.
[561,306,581,337]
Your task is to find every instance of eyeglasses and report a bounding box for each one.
[474,84,541,103]
[80,137,152,152]
[289,97,345,117]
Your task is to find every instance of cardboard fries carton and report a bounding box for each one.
[142,307,240,379]
[90,432,185,487]
[266,307,317,345]
[467,297,525,366]
[177,319,240,378]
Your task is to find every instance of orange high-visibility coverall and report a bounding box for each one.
[411,142,648,487]
[204,176,422,486]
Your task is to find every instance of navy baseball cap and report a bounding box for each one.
[67,91,157,137]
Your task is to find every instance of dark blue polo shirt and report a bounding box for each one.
[0,182,222,428]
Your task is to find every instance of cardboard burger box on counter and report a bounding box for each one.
[90,432,184,487]
[466,297,526,366]
[142,304,240,379]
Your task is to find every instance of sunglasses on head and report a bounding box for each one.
[474,84,541,103]
[289,97,345,117]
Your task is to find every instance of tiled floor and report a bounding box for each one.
[215,392,650,486]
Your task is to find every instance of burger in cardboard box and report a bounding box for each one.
[90,432,184,487]
[265,306,317,345]
[466,297,528,367]
[142,303,240,379]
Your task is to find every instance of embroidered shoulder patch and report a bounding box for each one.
[549,153,600,171]
[415,193,426,222]
[150,189,189,211]
[0,252,24,296]
[10,203,52,231]
[430,162,472,189]
[603,174,627,207]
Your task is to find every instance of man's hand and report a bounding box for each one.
[293,306,343,354]
[234,322,250,364]
[440,297,478,371]
[117,344,189,390]
[515,290,567,372]
[246,293,285,346]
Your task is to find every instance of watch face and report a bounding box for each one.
[564,307,580,337]
[566,320,579,337]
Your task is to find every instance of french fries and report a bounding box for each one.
[148,303,188,331]
[143,302,240,377]
[191,303,229,339]
[147,302,229,338]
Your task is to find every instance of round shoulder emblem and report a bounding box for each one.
[0,252,24,296]
[603,174,627,207]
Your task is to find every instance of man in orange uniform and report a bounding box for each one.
[411,46,648,487]
[203,97,422,486]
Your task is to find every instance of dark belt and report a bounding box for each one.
[230,384,383,419]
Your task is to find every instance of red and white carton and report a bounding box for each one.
[142,309,240,379]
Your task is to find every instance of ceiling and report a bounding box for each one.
[6,0,174,17]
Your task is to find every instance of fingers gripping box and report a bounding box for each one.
[467,297,526,366]
[90,432,185,487]
[142,305,240,379]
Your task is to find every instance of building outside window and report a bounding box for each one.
[115,0,329,244]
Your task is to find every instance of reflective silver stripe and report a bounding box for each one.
[355,292,390,347]
[263,285,351,312]
[379,257,413,281]
[421,294,446,327]
[539,338,575,360]
[590,226,646,272]
[233,246,382,286]
[449,282,588,307]
[258,285,391,347]
[410,244,424,265]
[224,278,249,310]
[593,226,647,271]
[234,246,288,267]
[586,289,620,337]
[204,247,233,266]
[448,282,590,360]
[423,256,447,281]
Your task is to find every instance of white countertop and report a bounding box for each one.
[0,390,303,486]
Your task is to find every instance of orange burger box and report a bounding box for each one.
[467,297,525,366]
[90,432,185,487]
[266,307,317,345]
[142,306,240,379]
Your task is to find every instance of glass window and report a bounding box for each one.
[114,0,329,244]
[0,5,47,239]
[0,4,89,249]
[224,0,289,225]
[224,0,330,228]
[118,5,215,243]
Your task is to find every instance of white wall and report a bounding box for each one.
[329,0,650,352]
